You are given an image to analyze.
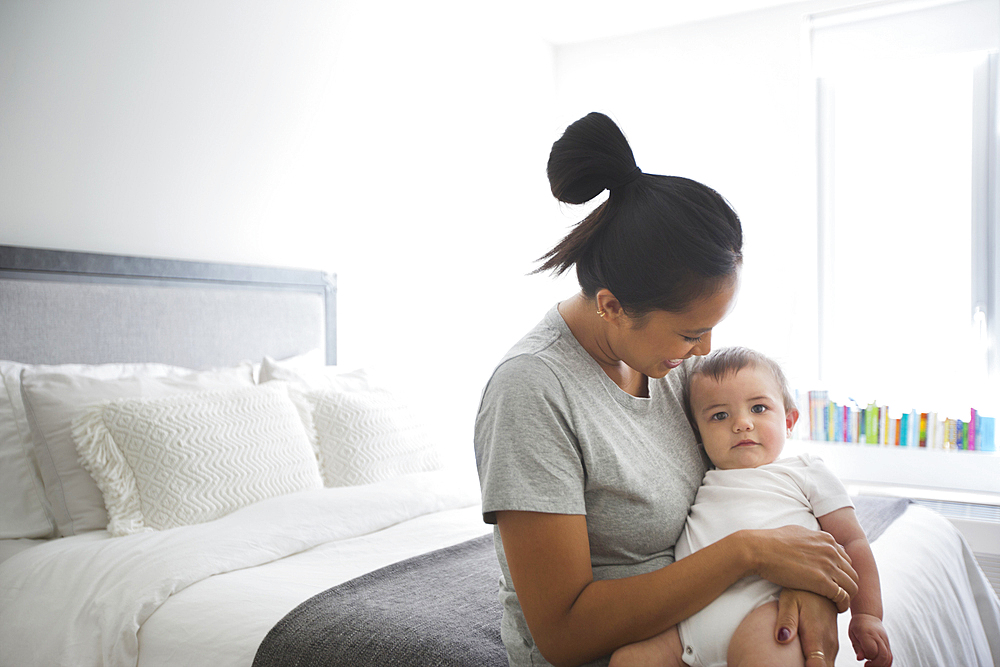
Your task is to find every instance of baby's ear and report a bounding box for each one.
[785,408,800,432]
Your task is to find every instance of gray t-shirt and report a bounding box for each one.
[474,305,708,667]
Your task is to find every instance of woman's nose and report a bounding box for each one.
[693,331,712,356]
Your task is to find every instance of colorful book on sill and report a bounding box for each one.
[802,392,995,450]
[970,408,977,451]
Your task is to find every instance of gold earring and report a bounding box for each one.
[597,310,605,317]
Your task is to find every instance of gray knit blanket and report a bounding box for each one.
[252,496,910,667]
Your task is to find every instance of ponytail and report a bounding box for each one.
[537,112,743,315]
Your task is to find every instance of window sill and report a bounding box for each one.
[784,438,1000,504]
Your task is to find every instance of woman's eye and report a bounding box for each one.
[710,412,728,421]
[751,404,767,414]
[683,335,703,344]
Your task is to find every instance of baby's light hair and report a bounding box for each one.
[684,347,798,424]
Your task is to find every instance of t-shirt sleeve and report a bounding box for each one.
[801,454,855,518]
[474,354,586,524]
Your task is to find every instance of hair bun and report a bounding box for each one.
[546,112,639,204]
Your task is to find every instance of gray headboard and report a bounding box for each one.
[0,245,336,368]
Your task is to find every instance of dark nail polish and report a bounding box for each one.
[777,628,791,642]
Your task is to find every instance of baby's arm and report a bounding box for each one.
[817,508,893,667]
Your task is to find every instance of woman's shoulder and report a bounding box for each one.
[480,307,606,420]
[487,308,572,383]
[486,346,565,403]
[499,320,562,366]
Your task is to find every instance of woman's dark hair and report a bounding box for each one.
[537,112,743,316]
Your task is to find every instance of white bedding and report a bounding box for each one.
[850,505,1000,666]
[1,476,998,667]
[0,469,484,667]
[128,503,1000,667]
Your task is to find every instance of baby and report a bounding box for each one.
[611,347,892,667]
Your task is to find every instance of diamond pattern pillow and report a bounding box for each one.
[21,362,254,536]
[308,387,441,487]
[73,383,322,536]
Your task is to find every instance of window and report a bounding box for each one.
[811,0,999,417]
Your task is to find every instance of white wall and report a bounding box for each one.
[5,0,986,475]
[553,3,829,389]
[0,0,576,470]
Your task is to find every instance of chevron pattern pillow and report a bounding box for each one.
[73,383,323,536]
[308,387,441,487]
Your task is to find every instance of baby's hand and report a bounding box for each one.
[848,613,892,666]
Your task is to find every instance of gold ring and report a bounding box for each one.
[834,586,847,603]
[806,651,826,660]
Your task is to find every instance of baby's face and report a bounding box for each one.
[689,365,797,470]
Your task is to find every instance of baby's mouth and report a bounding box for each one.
[735,439,759,447]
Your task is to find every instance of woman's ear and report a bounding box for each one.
[595,289,625,325]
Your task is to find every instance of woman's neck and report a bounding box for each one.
[558,294,649,398]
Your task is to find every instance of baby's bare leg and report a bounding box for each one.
[609,626,686,667]
[727,601,805,667]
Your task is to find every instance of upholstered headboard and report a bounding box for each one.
[0,245,336,368]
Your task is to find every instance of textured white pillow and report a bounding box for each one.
[21,363,254,536]
[307,387,442,487]
[0,361,55,539]
[73,383,322,537]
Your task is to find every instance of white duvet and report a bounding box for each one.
[0,470,485,667]
[2,473,999,667]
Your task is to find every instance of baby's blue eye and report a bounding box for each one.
[710,411,728,421]
[751,404,767,414]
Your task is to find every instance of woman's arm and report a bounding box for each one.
[497,510,859,667]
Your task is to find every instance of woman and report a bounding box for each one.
[474,112,858,667]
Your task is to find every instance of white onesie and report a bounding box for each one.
[674,454,853,667]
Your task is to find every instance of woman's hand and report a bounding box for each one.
[745,525,859,610]
[775,589,839,667]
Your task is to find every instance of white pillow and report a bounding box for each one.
[73,383,322,537]
[306,387,442,487]
[258,353,369,393]
[0,361,55,539]
[20,362,254,536]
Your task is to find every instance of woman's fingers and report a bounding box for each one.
[755,525,858,602]
[836,540,852,564]
[831,584,851,613]
[830,552,859,611]
[776,589,838,666]
[804,652,831,667]
[774,589,800,644]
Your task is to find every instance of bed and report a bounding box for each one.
[0,244,998,667]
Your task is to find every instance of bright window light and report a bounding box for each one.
[821,54,980,415]
[811,0,1000,419]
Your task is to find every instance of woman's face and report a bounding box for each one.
[614,280,738,379]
